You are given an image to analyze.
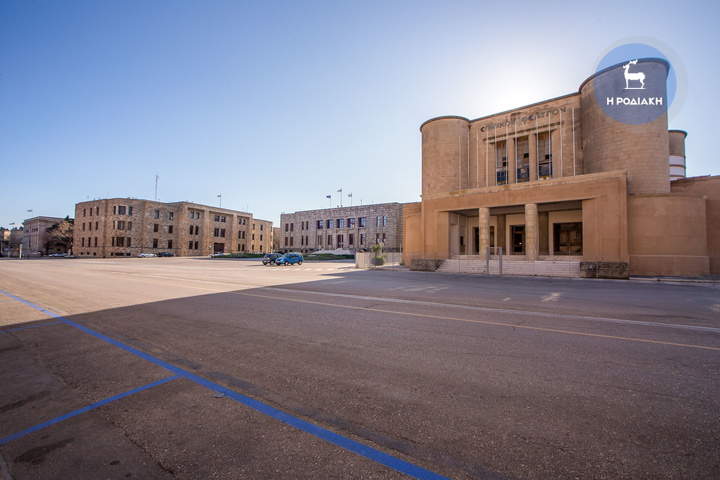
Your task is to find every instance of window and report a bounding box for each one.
[553,222,583,255]
[383,216,387,226]
[220,229,225,237]
[82,223,86,231]
[326,220,332,229]
[127,238,132,248]
[168,225,173,233]
[336,234,343,247]
[190,212,195,219]
[94,237,98,247]
[214,228,219,237]
[359,217,367,228]
[154,210,160,219]
[128,206,133,215]
[113,206,116,215]
[82,238,85,247]
[285,237,288,246]
[189,241,194,249]
[154,224,159,232]
[516,137,530,183]
[348,218,355,228]
[538,132,553,179]
[260,224,264,231]
[169,212,174,220]
[285,223,289,232]
[190,226,194,235]
[153,239,158,248]
[117,221,125,230]
[116,237,125,247]
[252,233,255,240]
[221,216,226,223]
[317,235,323,246]
[127,221,132,231]
[336,219,344,229]
[290,237,294,246]
[360,233,365,245]
[290,223,294,231]
[260,234,263,241]
[168,240,173,249]
[496,140,508,185]
[376,217,381,227]
[215,215,220,222]
[349,233,354,246]
[96,207,99,215]
[195,226,199,235]
[317,220,323,230]
[83,208,87,217]
[118,206,126,215]
[327,234,332,246]
[194,241,198,250]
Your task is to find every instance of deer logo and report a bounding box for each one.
[623,60,645,89]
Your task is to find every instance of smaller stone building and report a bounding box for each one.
[73,199,272,258]
[279,203,403,254]
[22,216,68,255]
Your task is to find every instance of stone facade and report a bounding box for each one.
[73,199,272,258]
[279,203,403,253]
[406,58,720,277]
[22,216,68,255]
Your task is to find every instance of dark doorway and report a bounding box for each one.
[511,225,525,254]
[553,223,583,255]
[213,242,225,253]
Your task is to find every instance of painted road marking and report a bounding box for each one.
[0,375,180,446]
[0,289,451,480]
[1,322,62,333]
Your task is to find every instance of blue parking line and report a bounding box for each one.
[0,289,450,480]
[0,375,180,446]
[1,322,62,333]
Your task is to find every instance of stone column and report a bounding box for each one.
[496,215,506,254]
[507,137,516,184]
[525,204,539,261]
[478,207,490,259]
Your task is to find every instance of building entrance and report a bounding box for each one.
[511,225,525,254]
[213,242,225,253]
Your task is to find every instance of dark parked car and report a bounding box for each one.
[275,252,303,266]
[157,252,175,257]
[262,253,281,265]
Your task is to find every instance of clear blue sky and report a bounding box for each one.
[2,0,717,228]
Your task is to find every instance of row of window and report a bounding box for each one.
[82,206,100,217]
[284,232,386,248]
[495,134,553,185]
[286,216,386,232]
[81,222,99,231]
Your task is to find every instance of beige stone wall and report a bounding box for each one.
[670,176,720,260]
[579,60,670,195]
[280,203,403,253]
[627,194,708,276]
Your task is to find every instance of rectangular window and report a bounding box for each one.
[127,221,132,231]
[383,216,387,227]
[118,206,126,215]
[83,208,87,217]
[113,206,117,215]
[290,237,294,246]
[327,234,332,246]
[285,223,289,232]
[359,217,367,228]
[215,215,220,222]
[336,219,344,229]
[154,210,159,219]
[221,216,226,223]
[168,240,173,249]
[360,233,365,245]
[82,238,85,247]
[214,228,219,237]
[190,212,195,219]
[349,233,354,246]
[194,241,198,250]
[195,226,199,235]
[260,234,263,241]
[189,240,194,249]
[326,220,332,229]
[496,140,508,185]
[337,234,343,247]
[317,235,323,246]
[348,218,355,228]
[168,225,173,233]
[82,223,86,231]
[169,212,174,220]
[190,226,194,235]
[285,237,288,246]
[153,239,158,248]
[128,206,133,216]
[317,220,323,230]
[538,132,553,179]
[117,221,125,230]
[553,222,583,255]
[154,224,159,232]
[376,217,381,227]
[220,229,225,237]
[94,237,98,247]
[116,237,125,247]
[95,207,99,215]
[290,223,294,231]
[127,238,132,248]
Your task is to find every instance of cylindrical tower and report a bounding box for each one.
[669,130,687,181]
[420,116,470,196]
[579,58,670,195]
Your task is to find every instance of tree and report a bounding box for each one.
[45,218,74,253]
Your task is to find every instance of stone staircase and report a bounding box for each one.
[437,256,581,277]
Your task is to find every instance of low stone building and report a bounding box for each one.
[73,199,272,258]
[279,203,403,254]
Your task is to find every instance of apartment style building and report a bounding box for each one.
[22,216,68,255]
[73,199,272,257]
[279,203,403,253]
[405,58,719,277]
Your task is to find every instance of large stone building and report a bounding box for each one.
[279,203,403,253]
[404,58,719,277]
[73,199,272,258]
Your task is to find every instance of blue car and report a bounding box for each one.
[275,252,303,266]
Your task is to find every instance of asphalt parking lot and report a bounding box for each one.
[1,257,719,479]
